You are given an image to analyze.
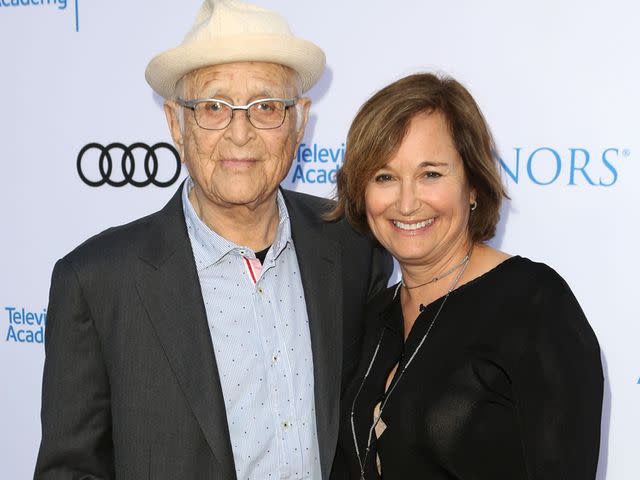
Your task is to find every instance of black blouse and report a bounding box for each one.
[333,256,603,480]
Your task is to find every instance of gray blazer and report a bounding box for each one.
[34,186,392,480]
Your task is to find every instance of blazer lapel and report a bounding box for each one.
[134,188,236,478]
[283,191,343,479]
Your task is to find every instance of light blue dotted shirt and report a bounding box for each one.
[182,178,321,480]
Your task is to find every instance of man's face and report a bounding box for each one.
[165,62,310,211]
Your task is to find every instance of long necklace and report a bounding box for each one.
[349,249,472,480]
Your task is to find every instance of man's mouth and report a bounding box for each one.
[220,158,257,169]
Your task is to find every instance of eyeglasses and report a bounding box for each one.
[176,97,297,130]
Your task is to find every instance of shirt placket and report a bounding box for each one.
[250,254,303,479]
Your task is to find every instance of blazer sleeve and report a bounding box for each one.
[34,257,115,480]
[366,243,393,300]
[512,274,603,480]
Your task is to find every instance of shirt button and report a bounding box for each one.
[283,421,291,429]
[258,287,264,294]
[272,354,279,364]
[239,250,246,255]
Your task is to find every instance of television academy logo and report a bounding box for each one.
[289,142,345,184]
[287,143,630,187]
[4,306,46,344]
[77,142,182,188]
[0,0,80,32]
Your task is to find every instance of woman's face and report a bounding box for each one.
[364,112,476,268]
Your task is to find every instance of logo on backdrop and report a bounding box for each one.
[287,143,629,187]
[77,142,182,188]
[288,142,345,185]
[4,306,46,344]
[0,0,79,32]
[498,146,629,187]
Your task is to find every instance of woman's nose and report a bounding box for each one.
[397,182,420,216]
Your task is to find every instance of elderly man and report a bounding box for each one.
[34,1,391,479]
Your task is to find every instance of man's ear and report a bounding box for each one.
[164,100,185,161]
[294,97,312,146]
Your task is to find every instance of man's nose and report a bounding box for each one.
[224,109,255,145]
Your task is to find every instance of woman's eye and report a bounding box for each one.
[374,174,393,183]
[424,171,442,179]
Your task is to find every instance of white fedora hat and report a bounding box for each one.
[145,0,326,99]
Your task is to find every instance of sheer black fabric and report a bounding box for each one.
[333,256,603,480]
[255,245,270,264]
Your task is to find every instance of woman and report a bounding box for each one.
[329,73,603,479]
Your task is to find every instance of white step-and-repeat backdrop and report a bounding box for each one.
[1,1,638,478]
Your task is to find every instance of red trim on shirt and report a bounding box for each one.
[243,256,257,285]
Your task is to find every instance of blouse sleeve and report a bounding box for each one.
[512,271,603,480]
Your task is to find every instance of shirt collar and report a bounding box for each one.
[182,177,292,271]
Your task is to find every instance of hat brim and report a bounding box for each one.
[145,34,326,99]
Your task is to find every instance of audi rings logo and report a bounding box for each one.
[77,142,182,187]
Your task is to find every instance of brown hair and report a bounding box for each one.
[328,73,508,242]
